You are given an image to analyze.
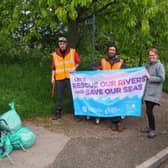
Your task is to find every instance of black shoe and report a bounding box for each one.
[111,123,123,132]
[52,110,61,120]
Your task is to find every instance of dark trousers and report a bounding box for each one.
[145,101,156,130]
[55,79,74,113]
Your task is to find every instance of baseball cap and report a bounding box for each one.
[58,37,67,42]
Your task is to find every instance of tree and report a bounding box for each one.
[95,0,168,65]
[0,0,120,48]
[0,0,167,58]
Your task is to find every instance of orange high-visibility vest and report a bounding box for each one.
[101,58,123,70]
[52,49,76,80]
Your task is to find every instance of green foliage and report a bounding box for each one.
[55,7,67,22]
[0,0,167,53]
[95,0,168,65]
[0,45,51,66]
[0,64,52,118]
[0,63,76,119]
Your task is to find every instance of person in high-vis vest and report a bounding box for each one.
[93,43,126,131]
[51,37,81,120]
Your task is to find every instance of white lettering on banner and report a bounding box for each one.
[105,107,120,114]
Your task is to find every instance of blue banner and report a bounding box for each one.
[70,67,147,117]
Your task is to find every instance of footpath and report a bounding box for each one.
[0,125,69,168]
[0,116,168,168]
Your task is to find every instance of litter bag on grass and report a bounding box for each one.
[0,102,21,131]
[9,127,36,150]
[0,134,13,158]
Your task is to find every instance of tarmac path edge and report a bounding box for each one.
[0,124,70,168]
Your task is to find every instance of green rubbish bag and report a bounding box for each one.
[0,134,13,158]
[9,127,36,150]
[0,102,21,131]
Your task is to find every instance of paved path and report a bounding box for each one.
[1,120,168,168]
[47,130,168,168]
[1,91,168,168]
[0,125,69,168]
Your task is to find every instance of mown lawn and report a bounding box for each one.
[0,64,71,119]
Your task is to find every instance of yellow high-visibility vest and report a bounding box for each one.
[101,58,123,70]
[52,49,76,80]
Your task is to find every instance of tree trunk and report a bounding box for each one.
[67,20,79,48]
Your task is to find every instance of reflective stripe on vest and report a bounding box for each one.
[101,58,123,70]
[52,49,76,80]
